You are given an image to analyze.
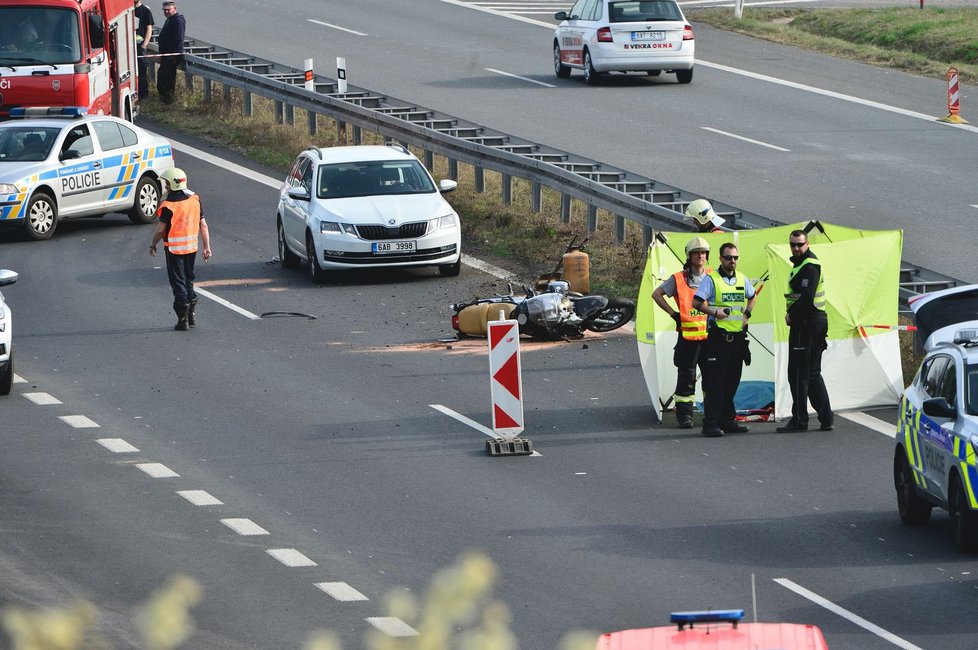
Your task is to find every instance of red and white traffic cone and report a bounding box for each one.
[939,67,969,124]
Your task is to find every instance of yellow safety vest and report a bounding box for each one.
[709,270,748,333]
[785,258,826,312]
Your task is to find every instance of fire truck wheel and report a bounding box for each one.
[127,175,161,224]
[24,192,58,241]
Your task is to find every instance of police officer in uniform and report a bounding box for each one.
[652,236,712,429]
[156,0,185,104]
[149,168,211,331]
[777,231,834,432]
[692,243,756,437]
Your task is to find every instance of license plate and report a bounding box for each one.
[372,241,416,254]
[632,31,665,41]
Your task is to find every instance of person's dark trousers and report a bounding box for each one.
[673,337,705,425]
[165,249,197,306]
[787,318,833,428]
[157,55,182,103]
[701,329,744,429]
[137,47,149,99]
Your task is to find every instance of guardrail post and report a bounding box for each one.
[184,69,193,92]
[615,214,625,242]
[242,90,252,117]
[223,84,232,109]
[424,149,433,170]
[531,181,541,213]
[475,166,485,193]
[308,111,317,136]
[274,100,284,125]
[285,103,295,126]
[643,225,653,248]
[203,78,212,102]
[353,125,362,145]
[502,174,512,206]
[561,193,571,224]
[448,157,458,181]
[337,120,346,143]
[587,204,597,232]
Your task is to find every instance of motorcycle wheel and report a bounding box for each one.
[583,298,636,332]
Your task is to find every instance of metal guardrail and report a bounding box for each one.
[150,37,962,306]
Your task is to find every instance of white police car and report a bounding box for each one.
[276,144,462,283]
[0,268,17,395]
[553,0,695,84]
[0,108,174,240]
[896,284,978,551]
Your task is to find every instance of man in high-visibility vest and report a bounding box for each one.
[692,243,756,438]
[149,168,212,331]
[777,231,833,433]
[652,236,712,429]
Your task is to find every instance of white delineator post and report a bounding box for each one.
[336,57,348,94]
[488,314,524,441]
[304,59,314,91]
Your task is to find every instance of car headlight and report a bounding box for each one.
[320,221,357,235]
[0,183,18,195]
[427,213,458,234]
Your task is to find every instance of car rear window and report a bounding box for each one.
[610,0,683,22]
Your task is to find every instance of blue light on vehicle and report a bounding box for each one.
[8,106,88,118]
[670,609,744,630]
[954,329,978,345]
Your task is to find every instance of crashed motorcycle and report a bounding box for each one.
[451,281,635,341]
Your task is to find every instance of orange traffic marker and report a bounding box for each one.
[939,67,969,124]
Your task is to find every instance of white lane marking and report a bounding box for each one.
[441,0,978,134]
[366,617,419,637]
[701,127,791,152]
[306,18,367,36]
[430,404,542,456]
[193,287,261,321]
[221,518,269,536]
[315,582,369,601]
[136,462,180,478]
[13,373,25,383]
[971,204,978,209]
[267,548,317,567]
[59,415,100,428]
[774,578,923,650]
[23,392,62,405]
[97,438,140,453]
[177,490,224,506]
[842,411,895,438]
[485,67,556,88]
[461,254,517,281]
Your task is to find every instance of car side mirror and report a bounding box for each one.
[60,150,80,161]
[0,269,18,287]
[438,179,457,194]
[922,396,956,419]
[287,186,311,201]
[554,10,568,20]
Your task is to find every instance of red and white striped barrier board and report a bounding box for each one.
[488,318,524,440]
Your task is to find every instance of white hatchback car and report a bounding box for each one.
[554,0,695,84]
[0,108,174,240]
[276,144,462,282]
[0,268,18,395]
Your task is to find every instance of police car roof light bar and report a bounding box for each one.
[304,146,322,159]
[8,107,88,119]
[953,329,978,345]
[670,609,744,631]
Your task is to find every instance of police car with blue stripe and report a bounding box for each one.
[896,284,978,551]
[0,108,174,240]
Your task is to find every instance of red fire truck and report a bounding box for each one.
[0,0,138,120]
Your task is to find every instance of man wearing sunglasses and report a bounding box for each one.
[777,231,834,433]
[692,244,757,437]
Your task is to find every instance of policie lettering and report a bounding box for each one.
[923,444,946,475]
[62,171,101,192]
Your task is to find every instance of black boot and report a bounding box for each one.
[188,298,198,328]
[173,301,189,331]
[675,402,694,429]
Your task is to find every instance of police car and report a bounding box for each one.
[553,0,695,84]
[896,284,978,551]
[0,268,17,395]
[0,108,174,240]
[276,144,461,283]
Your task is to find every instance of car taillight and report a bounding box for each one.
[597,27,613,42]
[683,25,694,40]
[451,313,460,331]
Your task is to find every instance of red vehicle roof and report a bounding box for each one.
[597,622,829,650]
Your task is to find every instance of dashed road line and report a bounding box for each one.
[267,548,317,567]
[97,438,140,453]
[701,127,791,152]
[193,287,261,321]
[366,617,419,637]
[306,18,367,36]
[841,411,894,438]
[135,462,180,478]
[59,415,100,428]
[177,490,224,506]
[315,582,369,602]
[221,518,270,536]
[430,403,543,456]
[23,392,62,405]
[13,373,25,383]
[775,578,923,649]
[485,67,556,88]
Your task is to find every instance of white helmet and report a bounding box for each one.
[160,167,187,191]
[684,199,723,228]
[685,236,710,257]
